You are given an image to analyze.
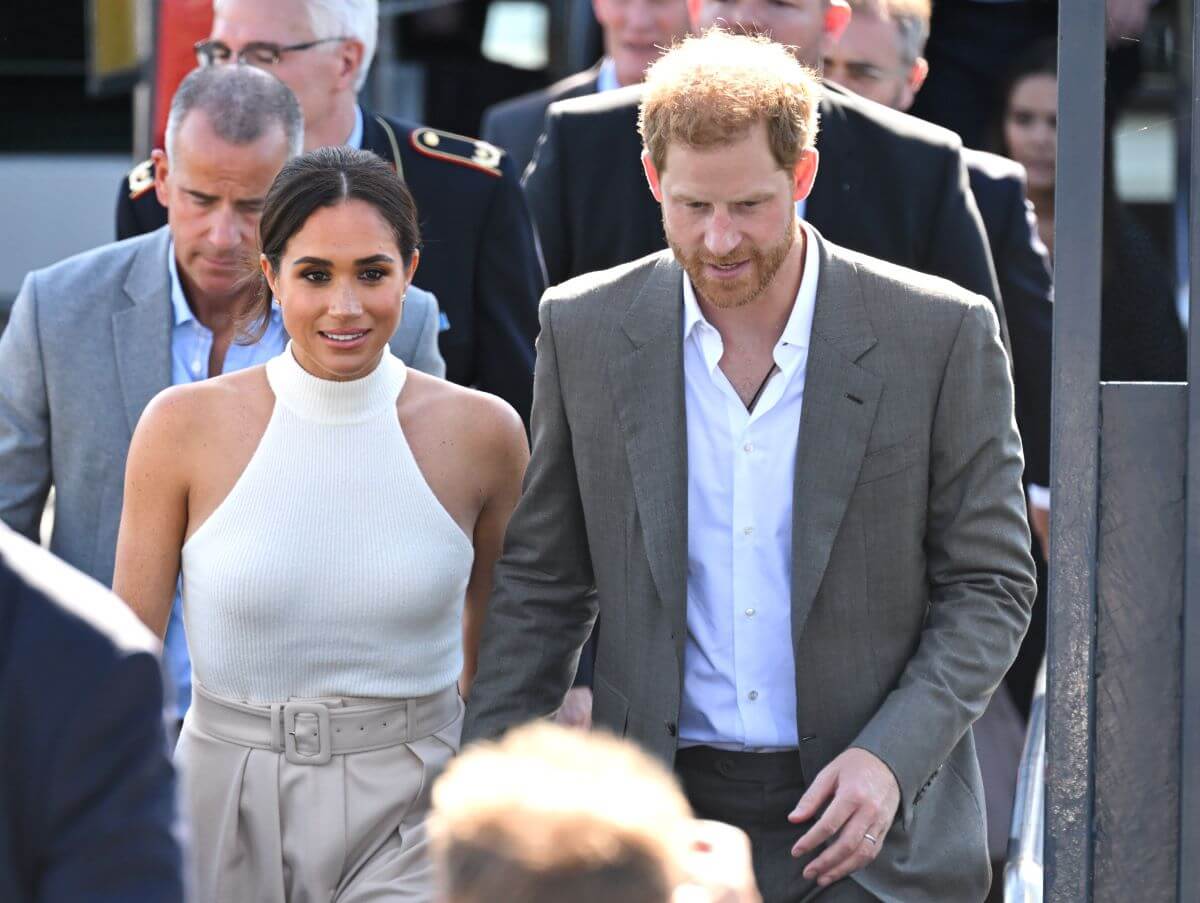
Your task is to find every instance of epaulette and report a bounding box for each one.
[409,127,503,177]
[127,158,155,200]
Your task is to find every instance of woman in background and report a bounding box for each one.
[114,146,528,902]
[997,38,1186,382]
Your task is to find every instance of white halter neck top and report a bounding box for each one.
[181,343,474,703]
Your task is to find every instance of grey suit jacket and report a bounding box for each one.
[0,226,444,587]
[463,234,1036,902]
[481,66,601,177]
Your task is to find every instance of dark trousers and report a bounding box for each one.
[674,746,880,903]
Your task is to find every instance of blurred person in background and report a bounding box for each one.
[910,0,1156,150]
[431,723,760,903]
[995,40,1185,385]
[115,147,528,903]
[481,0,691,174]
[823,3,1051,895]
[0,523,182,903]
[0,66,443,728]
[117,0,545,424]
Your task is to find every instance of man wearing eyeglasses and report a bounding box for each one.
[116,0,545,425]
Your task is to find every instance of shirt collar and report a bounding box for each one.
[682,220,820,353]
[167,240,284,333]
[596,58,620,93]
[167,240,193,327]
[346,104,365,150]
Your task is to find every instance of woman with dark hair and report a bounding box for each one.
[113,146,529,902]
[996,38,1186,382]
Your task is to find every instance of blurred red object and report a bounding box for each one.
[152,0,213,150]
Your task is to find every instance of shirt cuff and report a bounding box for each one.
[1026,483,1050,511]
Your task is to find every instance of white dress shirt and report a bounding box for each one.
[678,222,819,751]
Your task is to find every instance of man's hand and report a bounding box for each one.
[788,748,900,887]
[673,819,762,903]
[554,686,593,729]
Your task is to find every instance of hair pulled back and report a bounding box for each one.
[243,146,421,340]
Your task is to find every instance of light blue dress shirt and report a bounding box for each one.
[596,57,620,93]
[162,244,286,719]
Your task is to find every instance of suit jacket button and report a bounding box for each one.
[666,721,677,737]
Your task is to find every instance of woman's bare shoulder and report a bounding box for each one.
[136,366,272,448]
[401,372,527,457]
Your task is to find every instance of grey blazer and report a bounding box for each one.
[463,234,1036,902]
[0,226,444,587]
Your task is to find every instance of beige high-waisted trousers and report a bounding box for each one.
[176,681,463,903]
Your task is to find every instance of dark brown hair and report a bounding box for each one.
[242,145,421,341]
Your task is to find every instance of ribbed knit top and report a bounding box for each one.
[180,343,474,703]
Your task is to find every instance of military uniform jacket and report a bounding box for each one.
[116,110,546,422]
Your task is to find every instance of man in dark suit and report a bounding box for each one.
[115,0,545,421]
[523,0,1005,336]
[0,524,182,902]
[481,0,690,174]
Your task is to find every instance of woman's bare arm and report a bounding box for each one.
[459,400,529,698]
[112,388,195,638]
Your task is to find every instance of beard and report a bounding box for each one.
[669,217,798,310]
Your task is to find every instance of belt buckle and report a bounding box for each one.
[283,702,332,765]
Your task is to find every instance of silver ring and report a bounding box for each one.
[862,832,878,846]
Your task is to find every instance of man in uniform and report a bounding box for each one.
[116,0,544,421]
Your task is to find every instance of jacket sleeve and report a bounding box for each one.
[471,154,545,424]
[0,271,53,540]
[851,300,1036,827]
[926,149,1010,352]
[461,298,599,744]
[405,286,447,378]
[522,107,570,288]
[37,650,183,902]
[995,181,1053,487]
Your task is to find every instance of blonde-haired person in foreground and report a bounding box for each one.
[462,27,1033,903]
[431,723,760,903]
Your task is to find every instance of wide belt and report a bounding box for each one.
[189,681,460,766]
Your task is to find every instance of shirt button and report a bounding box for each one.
[743,442,754,453]
[748,690,759,701]
[745,608,756,618]
[743,526,754,536]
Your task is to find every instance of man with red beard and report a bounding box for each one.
[463,30,1034,903]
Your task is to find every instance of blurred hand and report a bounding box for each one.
[788,748,900,887]
[554,686,593,729]
[1107,0,1153,44]
[1029,498,1050,563]
[674,819,761,903]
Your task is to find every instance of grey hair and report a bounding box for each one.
[165,64,304,160]
[213,0,379,93]
[845,0,931,65]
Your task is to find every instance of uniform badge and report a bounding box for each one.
[127,158,155,200]
[410,127,503,177]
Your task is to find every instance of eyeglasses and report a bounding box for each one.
[194,37,347,68]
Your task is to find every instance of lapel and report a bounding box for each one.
[113,228,173,436]
[805,88,860,245]
[790,233,883,643]
[607,253,689,654]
